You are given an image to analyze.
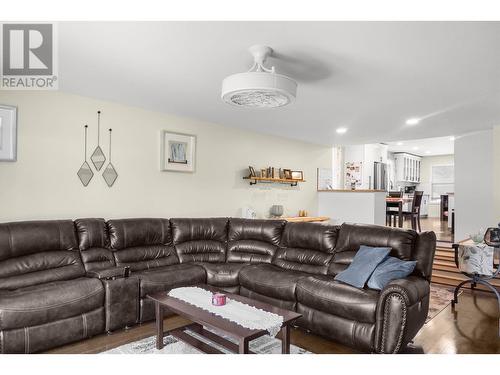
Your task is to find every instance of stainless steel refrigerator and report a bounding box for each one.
[373,162,387,190]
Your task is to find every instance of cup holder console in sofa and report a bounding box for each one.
[0,217,436,353]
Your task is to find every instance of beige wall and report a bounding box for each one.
[418,154,454,189]
[455,130,494,241]
[0,91,331,222]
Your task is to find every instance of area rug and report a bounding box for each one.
[426,284,462,323]
[103,329,310,354]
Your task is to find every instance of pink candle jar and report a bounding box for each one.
[212,293,226,306]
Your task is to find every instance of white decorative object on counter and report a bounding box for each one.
[168,287,284,337]
[241,206,257,219]
[458,243,494,276]
[317,168,333,190]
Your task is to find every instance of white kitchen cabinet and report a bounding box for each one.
[394,153,422,183]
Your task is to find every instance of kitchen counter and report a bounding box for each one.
[318,190,386,225]
[281,216,330,223]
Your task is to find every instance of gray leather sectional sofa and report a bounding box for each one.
[0,217,436,353]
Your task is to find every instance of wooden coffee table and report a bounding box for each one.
[147,285,302,354]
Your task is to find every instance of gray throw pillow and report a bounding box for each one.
[367,256,417,290]
[334,245,391,288]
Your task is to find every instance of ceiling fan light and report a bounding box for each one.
[221,45,298,109]
[221,72,297,108]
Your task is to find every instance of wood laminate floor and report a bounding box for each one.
[389,216,453,242]
[46,287,499,354]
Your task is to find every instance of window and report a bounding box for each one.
[431,165,454,199]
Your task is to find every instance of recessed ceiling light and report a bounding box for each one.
[412,146,419,150]
[449,136,455,141]
[425,151,431,154]
[406,118,420,126]
[336,127,348,134]
[396,142,403,146]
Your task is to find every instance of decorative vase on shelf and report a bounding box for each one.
[270,205,284,218]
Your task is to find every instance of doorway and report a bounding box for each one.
[385,136,454,243]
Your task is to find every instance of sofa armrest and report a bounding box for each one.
[86,266,128,280]
[375,276,430,353]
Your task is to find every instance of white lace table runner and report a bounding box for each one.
[168,287,284,337]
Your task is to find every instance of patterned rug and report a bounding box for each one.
[426,284,462,323]
[104,329,310,354]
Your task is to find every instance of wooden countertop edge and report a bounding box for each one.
[281,216,330,222]
[317,189,386,193]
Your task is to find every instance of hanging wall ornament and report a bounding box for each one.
[90,110,106,171]
[77,125,94,186]
[102,128,118,187]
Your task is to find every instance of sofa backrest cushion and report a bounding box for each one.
[108,218,172,249]
[272,222,339,275]
[107,218,178,271]
[0,220,77,261]
[0,220,84,289]
[171,218,228,263]
[75,218,115,271]
[227,218,285,263]
[328,223,418,276]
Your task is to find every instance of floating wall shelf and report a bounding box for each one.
[243,176,306,187]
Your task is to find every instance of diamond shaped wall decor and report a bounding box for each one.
[90,145,106,171]
[77,161,94,186]
[91,111,106,171]
[103,162,118,187]
[102,128,118,187]
[77,125,93,187]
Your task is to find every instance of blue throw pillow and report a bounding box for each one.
[367,256,417,290]
[334,245,391,288]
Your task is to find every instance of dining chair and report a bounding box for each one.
[401,191,424,231]
[386,191,403,226]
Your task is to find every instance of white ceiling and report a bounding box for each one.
[385,136,454,156]
[58,21,500,146]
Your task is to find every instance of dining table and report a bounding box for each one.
[385,197,413,228]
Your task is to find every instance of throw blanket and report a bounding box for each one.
[168,287,284,337]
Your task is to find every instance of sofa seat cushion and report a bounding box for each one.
[238,264,308,301]
[198,263,248,287]
[133,264,206,297]
[0,277,104,330]
[296,275,379,324]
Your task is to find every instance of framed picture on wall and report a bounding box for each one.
[161,131,196,172]
[0,105,17,161]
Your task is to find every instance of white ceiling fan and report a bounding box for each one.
[221,45,298,109]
